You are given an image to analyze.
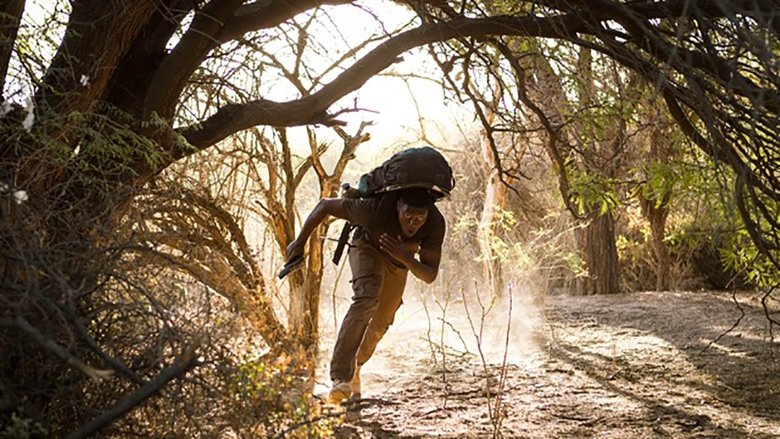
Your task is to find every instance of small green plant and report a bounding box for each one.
[232,355,338,437]
[0,413,47,439]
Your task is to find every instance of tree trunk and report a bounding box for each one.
[523,46,622,296]
[647,202,670,291]
[478,165,506,296]
[286,128,361,353]
[576,210,620,295]
[287,226,324,352]
[0,0,24,95]
[639,100,674,291]
[477,91,507,296]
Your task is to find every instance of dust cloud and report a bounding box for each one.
[315,274,544,399]
[314,276,780,437]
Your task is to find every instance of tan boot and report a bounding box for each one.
[351,364,362,399]
[328,380,352,405]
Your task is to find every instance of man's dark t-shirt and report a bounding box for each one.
[341,193,445,267]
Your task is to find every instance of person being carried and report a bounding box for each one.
[285,187,446,403]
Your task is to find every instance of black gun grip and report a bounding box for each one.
[278,254,304,279]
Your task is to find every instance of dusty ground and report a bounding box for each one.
[314,290,780,438]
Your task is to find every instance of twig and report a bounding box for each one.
[492,282,514,434]
[415,405,466,418]
[431,278,452,410]
[462,280,501,434]
[330,252,348,334]
[553,412,603,424]
[420,287,439,370]
[698,291,745,355]
[436,317,471,354]
[14,315,113,382]
[761,281,780,341]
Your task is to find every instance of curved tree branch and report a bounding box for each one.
[143,0,245,117]
[217,0,354,43]
[107,0,197,111]
[142,0,355,119]
[178,0,743,153]
[490,38,582,218]
[176,13,587,153]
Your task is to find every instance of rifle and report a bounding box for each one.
[332,182,357,266]
[332,222,354,265]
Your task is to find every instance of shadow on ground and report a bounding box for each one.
[324,291,780,438]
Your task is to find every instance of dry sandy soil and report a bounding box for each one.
[314,290,780,438]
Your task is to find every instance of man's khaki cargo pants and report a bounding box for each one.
[330,241,408,382]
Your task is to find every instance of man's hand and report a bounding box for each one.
[286,238,305,262]
[378,233,419,265]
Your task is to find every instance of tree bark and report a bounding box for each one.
[142,0,244,119]
[0,0,24,97]
[645,199,671,291]
[286,127,364,351]
[477,99,507,297]
[521,43,623,295]
[287,223,325,351]
[35,0,158,117]
[105,0,196,112]
[576,211,620,295]
[639,102,673,291]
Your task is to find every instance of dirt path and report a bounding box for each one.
[317,290,780,438]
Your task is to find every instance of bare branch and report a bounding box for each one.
[12,315,113,382]
[65,340,201,439]
[177,14,567,151]
[217,0,354,43]
[144,0,244,117]
[180,0,732,152]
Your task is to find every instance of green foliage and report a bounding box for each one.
[231,357,337,437]
[0,413,47,439]
[669,150,779,288]
[721,216,780,290]
[568,170,619,215]
[617,218,703,291]
[485,210,535,270]
[561,250,587,278]
[620,141,779,291]
[8,103,168,187]
[635,160,677,207]
[72,106,167,177]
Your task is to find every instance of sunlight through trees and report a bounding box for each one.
[1,1,778,436]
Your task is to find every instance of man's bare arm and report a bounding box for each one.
[379,234,441,284]
[286,198,347,261]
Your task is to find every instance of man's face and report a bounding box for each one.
[397,201,429,238]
